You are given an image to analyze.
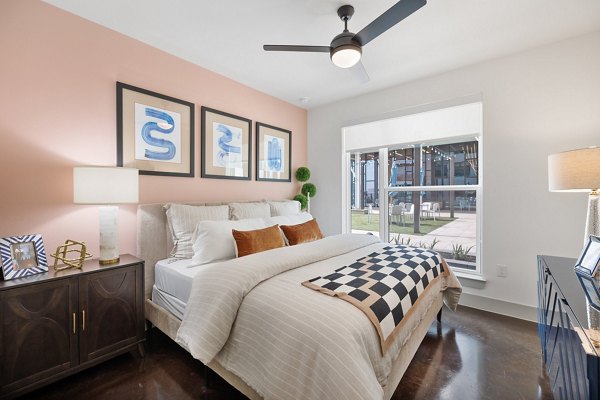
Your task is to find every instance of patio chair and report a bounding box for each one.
[391,204,405,225]
[404,203,414,221]
[423,202,441,220]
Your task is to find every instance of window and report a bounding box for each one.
[344,102,482,275]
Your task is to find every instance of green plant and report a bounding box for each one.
[429,237,440,250]
[417,238,439,250]
[451,243,474,260]
[293,194,308,210]
[295,167,311,182]
[390,236,412,246]
[301,182,317,198]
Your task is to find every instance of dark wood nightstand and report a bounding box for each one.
[0,254,145,400]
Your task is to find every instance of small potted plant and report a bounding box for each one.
[294,167,316,212]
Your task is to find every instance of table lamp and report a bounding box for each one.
[549,146,600,346]
[73,166,139,265]
[548,146,600,243]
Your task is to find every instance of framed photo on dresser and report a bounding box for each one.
[116,82,195,177]
[575,235,600,311]
[0,234,48,280]
[256,122,291,182]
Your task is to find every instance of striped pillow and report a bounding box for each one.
[165,203,229,258]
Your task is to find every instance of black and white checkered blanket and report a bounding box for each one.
[302,245,447,353]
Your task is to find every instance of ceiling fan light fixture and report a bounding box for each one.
[331,45,361,68]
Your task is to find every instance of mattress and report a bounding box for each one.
[153,285,186,320]
[154,257,233,320]
[154,258,197,303]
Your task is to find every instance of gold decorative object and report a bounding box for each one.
[50,240,93,272]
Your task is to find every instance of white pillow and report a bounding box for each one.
[268,200,301,216]
[165,203,229,259]
[265,213,313,226]
[229,202,271,220]
[191,218,269,265]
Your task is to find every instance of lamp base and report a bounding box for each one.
[585,191,599,243]
[99,206,120,265]
[585,193,600,347]
[99,257,120,265]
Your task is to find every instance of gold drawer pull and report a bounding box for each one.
[82,310,86,331]
[72,313,76,334]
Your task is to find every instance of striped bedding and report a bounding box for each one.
[176,234,462,400]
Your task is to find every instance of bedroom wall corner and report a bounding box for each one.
[0,0,307,258]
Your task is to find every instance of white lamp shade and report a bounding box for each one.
[331,46,361,68]
[73,166,139,204]
[548,147,600,192]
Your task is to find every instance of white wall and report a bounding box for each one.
[308,31,600,319]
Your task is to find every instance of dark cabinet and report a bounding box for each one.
[0,255,144,399]
[538,255,600,400]
[79,266,143,363]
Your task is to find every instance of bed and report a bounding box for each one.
[137,201,462,400]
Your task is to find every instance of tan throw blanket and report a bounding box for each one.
[303,245,450,354]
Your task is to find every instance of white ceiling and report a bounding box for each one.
[43,0,600,109]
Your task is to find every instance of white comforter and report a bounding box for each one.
[176,234,461,400]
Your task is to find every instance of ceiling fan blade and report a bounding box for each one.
[263,45,331,53]
[349,61,370,84]
[355,0,426,46]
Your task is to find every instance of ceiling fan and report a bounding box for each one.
[263,0,427,72]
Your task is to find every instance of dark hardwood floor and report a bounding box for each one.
[23,305,552,400]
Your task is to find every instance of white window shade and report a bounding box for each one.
[73,166,139,204]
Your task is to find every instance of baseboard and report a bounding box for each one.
[458,292,537,322]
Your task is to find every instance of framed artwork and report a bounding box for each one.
[575,235,600,276]
[201,107,252,180]
[0,234,48,280]
[117,82,194,177]
[256,122,291,182]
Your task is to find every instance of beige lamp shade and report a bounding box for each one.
[548,147,600,192]
[73,166,139,204]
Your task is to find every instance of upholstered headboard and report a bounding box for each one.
[136,201,296,300]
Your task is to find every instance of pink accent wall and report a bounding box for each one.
[0,0,307,258]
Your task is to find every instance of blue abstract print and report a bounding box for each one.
[266,136,283,172]
[212,122,243,175]
[134,102,182,164]
[141,108,176,161]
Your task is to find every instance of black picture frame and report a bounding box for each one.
[256,122,292,182]
[116,82,195,177]
[201,106,252,180]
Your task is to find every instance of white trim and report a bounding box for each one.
[454,270,487,282]
[379,148,388,239]
[385,185,478,192]
[458,293,537,322]
[341,131,349,233]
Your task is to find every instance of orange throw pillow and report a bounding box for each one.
[280,219,324,246]
[232,225,286,257]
